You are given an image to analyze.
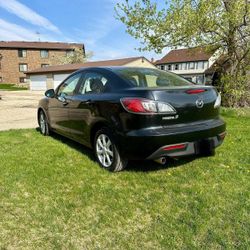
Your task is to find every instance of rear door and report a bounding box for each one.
[66,70,111,144]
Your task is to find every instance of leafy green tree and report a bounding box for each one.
[58,47,93,64]
[116,0,250,106]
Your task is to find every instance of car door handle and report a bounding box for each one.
[58,96,70,106]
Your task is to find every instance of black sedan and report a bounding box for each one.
[38,67,226,171]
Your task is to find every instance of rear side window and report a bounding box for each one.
[78,72,109,94]
[115,68,193,88]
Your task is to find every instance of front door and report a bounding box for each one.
[48,72,83,136]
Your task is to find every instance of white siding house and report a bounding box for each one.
[155,47,220,85]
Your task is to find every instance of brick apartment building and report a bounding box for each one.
[0,41,84,84]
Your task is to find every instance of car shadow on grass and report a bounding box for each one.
[126,157,197,172]
[36,128,201,172]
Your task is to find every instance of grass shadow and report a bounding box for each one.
[126,156,197,172]
[35,127,95,161]
[35,127,205,172]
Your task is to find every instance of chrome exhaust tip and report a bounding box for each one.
[154,157,167,165]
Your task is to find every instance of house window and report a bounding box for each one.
[204,61,208,69]
[196,75,205,85]
[40,50,49,58]
[66,50,74,56]
[182,63,187,70]
[0,77,2,82]
[189,62,195,69]
[197,61,204,69]
[41,64,49,68]
[18,49,27,58]
[160,65,164,70]
[19,63,28,72]
[167,64,172,70]
[19,77,27,83]
[175,64,179,70]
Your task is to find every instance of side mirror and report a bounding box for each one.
[45,89,55,98]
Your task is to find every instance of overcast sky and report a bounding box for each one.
[0,0,164,61]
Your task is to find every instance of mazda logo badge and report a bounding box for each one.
[196,99,204,108]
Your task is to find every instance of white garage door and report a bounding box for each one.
[30,75,47,91]
[53,74,70,89]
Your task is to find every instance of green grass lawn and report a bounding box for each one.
[0,109,249,249]
[0,83,28,91]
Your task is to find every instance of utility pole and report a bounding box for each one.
[36,31,41,41]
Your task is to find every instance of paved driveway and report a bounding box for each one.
[0,91,44,131]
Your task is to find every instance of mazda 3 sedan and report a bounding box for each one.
[38,67,226,171]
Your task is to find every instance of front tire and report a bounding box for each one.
[94,128,127,172]
[38,110,50,136]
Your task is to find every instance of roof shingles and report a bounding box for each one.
[0,41,83,50]
[26,57,146,74]
[155,47,213,65]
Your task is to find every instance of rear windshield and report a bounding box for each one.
[114,68,193,88]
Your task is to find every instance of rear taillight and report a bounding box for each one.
[120,98,176,114]
[186,89,206,94]
[163,143,187,151]
[214,93,221,108]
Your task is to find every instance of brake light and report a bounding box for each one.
[120,98,176,114]
[186,89,206,94]
[163,143,187,151]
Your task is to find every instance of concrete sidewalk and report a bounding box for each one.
[0,90,44,131]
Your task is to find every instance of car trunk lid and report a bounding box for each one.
[150,86,219,125]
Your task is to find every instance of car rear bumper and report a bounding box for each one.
[118,118,226,160]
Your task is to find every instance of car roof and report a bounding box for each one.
[76,66,158,72]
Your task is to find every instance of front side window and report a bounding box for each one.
[78,72,108,94]
[18,49,27,58]
[160,65,164,70]
[40,50,49,58]
[57,73,82,97]
[19,63,28,72]
[115,68,193,88]
[167,64,172,70]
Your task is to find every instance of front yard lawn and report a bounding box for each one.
[0,109,249,249]
[0,83,28,91]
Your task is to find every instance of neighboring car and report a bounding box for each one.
[38,67,226,172]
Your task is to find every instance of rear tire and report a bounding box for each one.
[94,127,127,172]
[38,110,50,136]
